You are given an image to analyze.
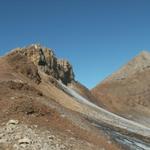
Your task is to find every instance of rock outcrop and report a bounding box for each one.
[7,44,75,85]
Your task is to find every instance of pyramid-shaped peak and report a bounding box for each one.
[102,50,150,82]
[136,50,150,60]
[139,50,150,55]
[124,50,150,71]
[128,50,150,66]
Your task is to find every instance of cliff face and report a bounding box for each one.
[7,44,74,85]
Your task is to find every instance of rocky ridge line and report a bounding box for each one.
[7,44,75,85]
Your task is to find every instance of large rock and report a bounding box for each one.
[7,44,75,85]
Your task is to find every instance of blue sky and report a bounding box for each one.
[0,0,150,88]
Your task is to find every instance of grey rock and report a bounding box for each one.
[0,139,7,143]
[7,120,19,125]
[18,138,31,145]
[14,44,75,85]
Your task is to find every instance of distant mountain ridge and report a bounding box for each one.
[92,50,150,127]
[103,51,150,82]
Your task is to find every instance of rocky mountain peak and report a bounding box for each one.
[7,44,75,85]
[132,50,150,65]
[103,50,150,82]
[137,50,150,58]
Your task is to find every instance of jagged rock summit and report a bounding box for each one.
[6,44,75,85]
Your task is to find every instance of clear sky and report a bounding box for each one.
[0,0,150,89]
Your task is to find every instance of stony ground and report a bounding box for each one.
[0,119,102,150]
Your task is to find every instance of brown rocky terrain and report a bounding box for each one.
[0,44,124,150]
[92,51,150,127]
[6,44,74,85]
